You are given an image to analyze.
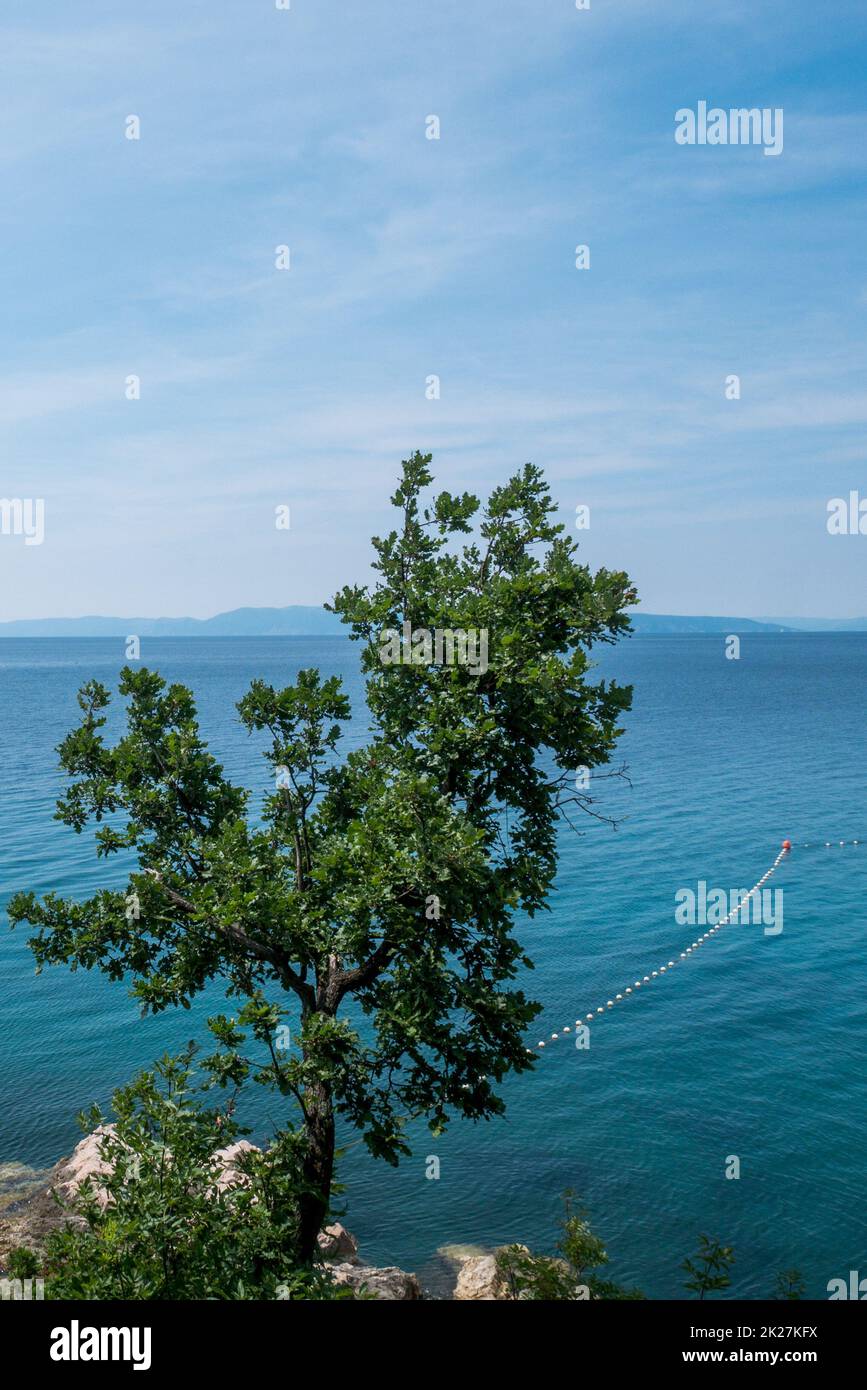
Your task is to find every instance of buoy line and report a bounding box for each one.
[528,839,796,1055]
[802,839,861,848]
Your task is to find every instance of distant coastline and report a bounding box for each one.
[0,606,866,638]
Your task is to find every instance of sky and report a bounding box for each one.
[1,0,866,620]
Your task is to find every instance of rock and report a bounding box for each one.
[317,1222,359,1262]
[437,1242,489,1264]
[54,1127,256,1202]
[428,1243,489,1297]
[330,1261,422,1300]
[211,1141,258,1192]
[453,1253,506,1300]
[0,1128,262,1265]
[0,1128,121,1263]
[452,1245,532,1300]
[54,1125,116,1207]
[318,1226,421,1299]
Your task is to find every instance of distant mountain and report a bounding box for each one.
[757,616,867,632]
[0,607,857,637]
[0,606,346,638]
[629,613,791,634]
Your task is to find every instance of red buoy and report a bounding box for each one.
[782,839,792,851]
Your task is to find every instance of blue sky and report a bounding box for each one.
[1,0,866,619]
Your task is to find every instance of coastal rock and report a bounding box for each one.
[330,1261,422,1300]
[437,1241,489,1264]
[453,1253,507,1300]
[452,1245,532,1300]
[54,1127,257,1203]
[211,1141,258,1191]
[317,1222,359,1262]
[53,1125,116,1207]
[318,1225,421,1297]
[0,1128,261,1263]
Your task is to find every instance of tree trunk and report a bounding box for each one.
[297,1076,336,1265]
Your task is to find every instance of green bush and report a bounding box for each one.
[495,1194,644,1300]
[19,1047,351,1300]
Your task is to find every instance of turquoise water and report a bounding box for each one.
[1,634,865,1297]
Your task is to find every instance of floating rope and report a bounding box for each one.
[528,839,798,1055]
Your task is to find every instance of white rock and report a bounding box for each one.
[453,1252,511,1300]
[210,1141,258,1192]
[53,1126,259,1206]
[54,1125,116,1207]
[330,1262,421,1300]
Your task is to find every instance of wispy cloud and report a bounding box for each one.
[0,0,865,619]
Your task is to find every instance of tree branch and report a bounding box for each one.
[143,870,314,1005]
[333,939,395,1005]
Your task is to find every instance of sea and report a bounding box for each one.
[1,633,865,1297]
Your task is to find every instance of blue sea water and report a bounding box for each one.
[1,634,865,1298]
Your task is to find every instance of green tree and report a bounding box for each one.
[682,1235,735,1299]
[9,452,636,1263]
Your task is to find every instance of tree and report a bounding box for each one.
[682,1235,735,1299]
[9,452,636,1263]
